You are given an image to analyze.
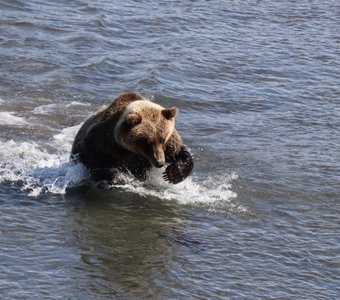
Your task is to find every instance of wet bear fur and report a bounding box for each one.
[71,92,193,184]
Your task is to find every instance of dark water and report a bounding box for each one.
[1,0,339,299]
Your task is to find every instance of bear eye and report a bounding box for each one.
[139,137,152,147]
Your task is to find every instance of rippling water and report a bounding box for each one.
[0,0,339,299]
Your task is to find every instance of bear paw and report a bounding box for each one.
[163,159,193,184]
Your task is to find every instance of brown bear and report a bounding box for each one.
[71,92,193,184]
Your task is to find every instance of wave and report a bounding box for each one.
[32,101,91,115]
[0,112,28,126]
[116,169,238,209]
[0,139,88,196]
[0,124,239,210]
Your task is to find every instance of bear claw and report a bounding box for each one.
[163,160,193,184]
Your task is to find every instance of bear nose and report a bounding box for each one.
[154,160,165,168]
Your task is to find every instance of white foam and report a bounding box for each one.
[32,101,91,114]
[27,160,89,196]
[0,124,240,212]
[64,101,92,108]
[0,139,88,196]
[0,122,89,196]
[53,125,81,152]
[32,103,57,114]
[116,168,239,210]
[0,112,27,125]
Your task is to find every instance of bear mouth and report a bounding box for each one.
[153,160,165,168]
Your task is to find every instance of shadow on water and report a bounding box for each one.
[63,186,190,297]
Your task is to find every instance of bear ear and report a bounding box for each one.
[125,113,142,127]
[162,107,178,120]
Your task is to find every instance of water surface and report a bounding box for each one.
[0,0,339,299]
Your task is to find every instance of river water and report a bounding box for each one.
[0,0,339,299]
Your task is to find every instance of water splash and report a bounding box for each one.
[0,125,238,210]
[0,140,88,196]
[0,112,28,126]
[115,168,239,209]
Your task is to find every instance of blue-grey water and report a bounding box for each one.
[0,0,339,299]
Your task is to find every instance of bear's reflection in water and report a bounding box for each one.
[65,187,187,297]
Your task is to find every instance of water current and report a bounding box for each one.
[0,0,339,299]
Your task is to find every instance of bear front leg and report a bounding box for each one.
[91,168,126,185]
[163,146,193,184]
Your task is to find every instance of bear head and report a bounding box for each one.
[114,100,178,168]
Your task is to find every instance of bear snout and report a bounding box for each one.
[152,144,165,168]
[154,159,165,168]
